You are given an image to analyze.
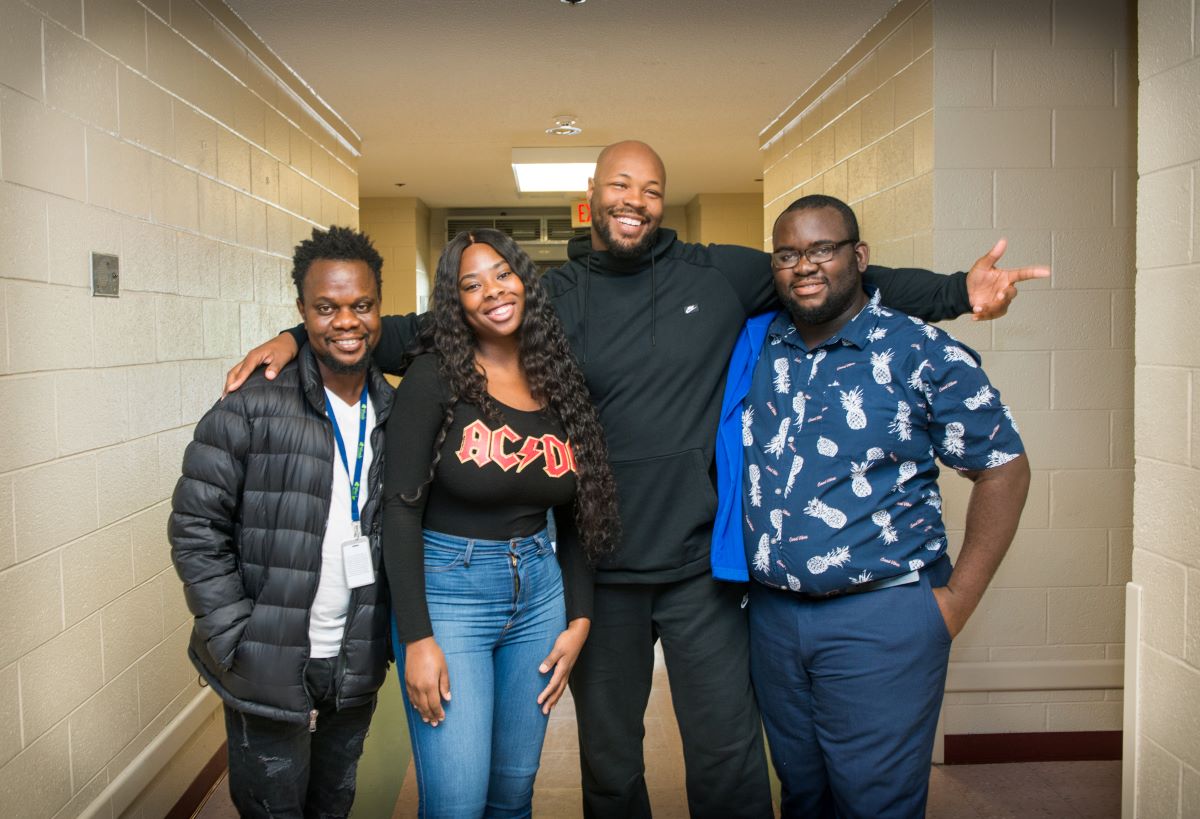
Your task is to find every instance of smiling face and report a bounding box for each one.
[297,258,381,377]
[772,206,870,339]
[587,141,666,259]
[457,241,526,344]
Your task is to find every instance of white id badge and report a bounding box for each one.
[342,537,375,589]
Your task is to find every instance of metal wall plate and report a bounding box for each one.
[92,252,119,297]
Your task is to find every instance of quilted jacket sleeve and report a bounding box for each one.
[168,396,254,671]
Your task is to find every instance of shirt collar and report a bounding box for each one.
[767,285,880,353]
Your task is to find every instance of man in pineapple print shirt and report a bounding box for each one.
[712,194,1030,818]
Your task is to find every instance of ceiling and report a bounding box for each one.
[225,0,899,207]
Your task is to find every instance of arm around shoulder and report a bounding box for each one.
[374,312,426,376]
[708,243,777,315]
[865,265,970,322]
[866,239,1050,323]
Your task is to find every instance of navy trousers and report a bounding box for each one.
[748,557,953,819]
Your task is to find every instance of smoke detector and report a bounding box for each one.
[545,116,582,136]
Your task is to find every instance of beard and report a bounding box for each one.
[594,210,658,259]
[315,348,371,376]
[779,275,862,328]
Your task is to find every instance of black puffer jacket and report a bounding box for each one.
[169,348,393,723]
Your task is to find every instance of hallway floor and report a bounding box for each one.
[197,649,1121,818]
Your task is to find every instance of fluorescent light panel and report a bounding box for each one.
[511,147,603,193]
[512,162,594,192]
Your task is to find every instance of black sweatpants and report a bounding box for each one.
[569,571,773,818]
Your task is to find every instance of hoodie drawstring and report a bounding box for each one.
[582,253,592,364]
[580,237,660,362]
[649,252,657,349]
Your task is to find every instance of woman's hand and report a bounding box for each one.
[537,618,590,715]
[405,636,451,726]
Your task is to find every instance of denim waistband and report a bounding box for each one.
[422,527,552,566]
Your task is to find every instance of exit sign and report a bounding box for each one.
[571,201,591,228]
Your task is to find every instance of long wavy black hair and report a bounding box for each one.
[406,228,620,563]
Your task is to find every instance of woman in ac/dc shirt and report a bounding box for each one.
[381,228,619,818]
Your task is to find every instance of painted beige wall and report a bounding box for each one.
[360,196,432,318]
[760,0,1134,741]
[684,193,764,248]
[661,204,689,241]
[1131,0,1200,813]
[761,2,934,268]
[932,0,1134,738]
[0,1,358,816]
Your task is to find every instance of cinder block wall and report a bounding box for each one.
[0,1,358,816]
[760,0,1134,743]
[684,193,764,248]
[360,196,432,318]
[1131,0,1200,812]
[761,2,933,267]
[931,0,1134,737]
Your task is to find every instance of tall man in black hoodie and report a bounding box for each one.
[225,141,1048,818]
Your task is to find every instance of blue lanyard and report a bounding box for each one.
[324,383,369,534]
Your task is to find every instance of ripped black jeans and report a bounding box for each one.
[224,658,376,819]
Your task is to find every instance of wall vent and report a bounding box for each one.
[446,216,587,244]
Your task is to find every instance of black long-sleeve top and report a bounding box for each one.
[382,354,590,643]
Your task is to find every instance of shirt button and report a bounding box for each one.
[806,353,813,359]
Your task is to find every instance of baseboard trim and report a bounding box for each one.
[945,659,1123,693]
[80,688,221,819]
[944,731,1122,764]
[168,741,228,819]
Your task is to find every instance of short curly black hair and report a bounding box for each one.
[291,225,384,301]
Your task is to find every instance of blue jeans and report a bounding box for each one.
[749,556,954,819]
[392,528,566,819]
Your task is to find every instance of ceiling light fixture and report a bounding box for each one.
[511,146,602,193]
[545,115,582,137]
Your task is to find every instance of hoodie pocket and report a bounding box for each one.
[600,449,718,574]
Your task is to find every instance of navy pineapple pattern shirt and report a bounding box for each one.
[742,288,1024,595]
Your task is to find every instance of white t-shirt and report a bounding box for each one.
[308,388,376,659]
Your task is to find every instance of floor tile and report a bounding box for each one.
[196,644,1121,819]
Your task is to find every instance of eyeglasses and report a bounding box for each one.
[771,238,858,270]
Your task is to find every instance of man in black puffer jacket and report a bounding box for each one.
[170,226,392,818]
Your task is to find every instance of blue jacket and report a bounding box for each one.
[711,312,779,581]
